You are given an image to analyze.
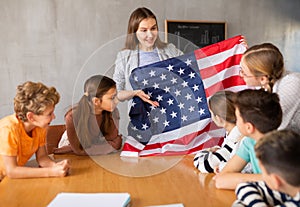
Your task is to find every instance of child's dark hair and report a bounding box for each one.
[255,129,300,186]
[69,75,116,148]
[208,90,237,124]
[235,89,282,133]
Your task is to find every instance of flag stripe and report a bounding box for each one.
[201,65,241,88]
[144,121,221,148]
[196,44,245,69]
[204,76,247,98]
[198,54,243,79]
[139,127,224,156]
[195,35,244,59]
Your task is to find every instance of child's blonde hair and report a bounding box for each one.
[242,43,285,92]
[14,81,60,122]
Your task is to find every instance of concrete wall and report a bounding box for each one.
[1,0,299,134]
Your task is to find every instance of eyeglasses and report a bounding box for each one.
[239,67,268,79]
[239,67,257,78]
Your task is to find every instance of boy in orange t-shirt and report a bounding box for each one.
[0,81,70,181]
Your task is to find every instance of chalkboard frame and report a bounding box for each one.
[165,20,227,52]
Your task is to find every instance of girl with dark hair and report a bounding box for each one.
[54,75,122,155]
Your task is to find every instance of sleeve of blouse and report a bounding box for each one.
[167,43,184,57]
[113,51,126,91]
[275,73,300,130]
[65,112,87,155]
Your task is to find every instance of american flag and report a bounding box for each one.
[121,35,247,157]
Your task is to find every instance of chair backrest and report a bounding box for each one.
[46,125,66,154]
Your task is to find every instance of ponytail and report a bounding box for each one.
[72,95,93,148]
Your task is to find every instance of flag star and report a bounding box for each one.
[170,111,177,118]
[174,89,181,97]
[142,79,148,86]
[188,106,195,112]
[156,94,163,102]
[134,76,138,81]
[164,86,170,93]
[185,59,192,66]
[160,73,167,80]
[136,134,142,139]
[196,96,203,103]
[147,112,150,116]
[160,107,167,114]
[131,101,136,108]
[178,102,184,109]
[149,70,156,77]
[153,116,159,123]
[185,93,192,100]
[181,81,188,87]
[163,120,170,127]
[188,72,196,79]
[192,84,199,91]
[153,82,159,89]
[167,98,174,105]
[150,105,157,111]
[167,64,174,71]
[199,108,205,115]
[181,115,188,122]
[142,123,149,130]
[178,68,185,75]
[131,126,138,131]
[171,77,177,84]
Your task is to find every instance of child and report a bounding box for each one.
[54,75,122,155]
[233,130,300,206]
[194,90,249,173]
[0,81,70,181]
[239,43,300,134]
[214,89,282,190]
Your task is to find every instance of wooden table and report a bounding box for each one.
[0,153,236,207]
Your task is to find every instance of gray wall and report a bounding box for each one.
[1,0,299,134]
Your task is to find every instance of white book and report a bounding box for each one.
[47,192,130,207]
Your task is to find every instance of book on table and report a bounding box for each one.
[47,192,130,207]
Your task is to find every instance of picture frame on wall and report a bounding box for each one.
[165,20,227,53]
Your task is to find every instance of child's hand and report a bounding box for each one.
[240,36,248,49]
[209,146,220,153]
[52,159,71,177]
[214,165,220,174]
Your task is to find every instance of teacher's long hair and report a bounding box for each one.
[68,75,116,149]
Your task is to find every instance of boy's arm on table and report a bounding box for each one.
[1,149,70,179]
[214,155,262,190]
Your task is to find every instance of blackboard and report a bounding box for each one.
[165,20,227,53]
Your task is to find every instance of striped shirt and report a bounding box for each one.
[232,181,300,207]
[194,126,245,173]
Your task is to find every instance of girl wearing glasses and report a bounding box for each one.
[239,43,300,134]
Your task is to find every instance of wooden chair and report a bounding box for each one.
[46,125,66,154]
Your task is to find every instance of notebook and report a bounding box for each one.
[47,192,130,207]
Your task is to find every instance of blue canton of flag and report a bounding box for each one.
[128,52,211,145]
